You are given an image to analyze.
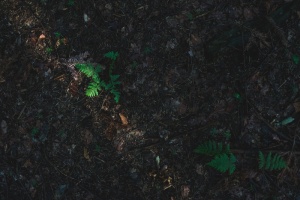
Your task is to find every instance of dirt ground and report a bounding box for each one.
[1,0,300,199]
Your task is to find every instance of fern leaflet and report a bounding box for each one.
[207,153,236,175]
[86,82,101,97]
[104,51,119,61]
[75,64,102,78]
[258,151,265,169]
[194,140,230,156]
[258,151,287,170]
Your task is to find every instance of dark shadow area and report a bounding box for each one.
[1,0,300,199]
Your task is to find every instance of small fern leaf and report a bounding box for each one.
[86,82,101,97]
[207,153,236,174]
[110,74,120,82]
[258,151,265,169]
[92,74,100,83]
[274,155,286,170]
[265,152,272,170]
[270,154,279,171]
[110,89,120,103]
[75,63,96,77]
[104,51,119,61]
[229,153,236,175]
[94,65,102,73]
[258,152,286,171]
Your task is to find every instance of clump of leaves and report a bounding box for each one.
[75,51,121,103]
[258,151,287,170]
[194,140,236,174]
[75,63,104,97]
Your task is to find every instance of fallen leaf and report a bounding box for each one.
[39,34,46,39]
[1,120,7,134]
[115,138,125,152]
[83,147,91,161]
[280,117,294,126]
[181,185,190,198]
[119,113,128,125]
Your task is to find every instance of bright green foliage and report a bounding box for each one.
[194,140,230,156]
[258,152,287,170]
[76,64,103,97]
[85,81,100,97]
[207,153,236,175]
[76,64,102,78]
[75,52,121,102]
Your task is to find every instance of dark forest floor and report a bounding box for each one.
[1,0,300,199]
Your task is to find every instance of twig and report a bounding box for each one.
[17,103,27,119]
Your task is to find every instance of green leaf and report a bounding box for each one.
[75,63,97,78]
[110,89,120,103]
[94,65,102,73]
[258,152,286,171]
[207,153,236,174]
[258,151,265,169]
[86,82,101,97]
[280,117,294,126]
[233,93,241,100]
[110,74,120,82]
[104,51,119,61]
[292,54,300,65]
[265,152,272,170]
[54,32,62,38]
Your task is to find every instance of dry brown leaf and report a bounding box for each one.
[39,34,46,39]
[83,147,91,161]
[181,185,190,198]
[115,138,125,152]
[293,102,300,113]
[119,113,128,125]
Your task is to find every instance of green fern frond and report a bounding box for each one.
[85,82,101,97]
[104,51,119,61]
[75,53,121,103]
[258,151,287,170]
[110,89,120,103]
[207,153,236,175]
[194,140,230,156]
[258,151,265,169]
[75,63,101,78]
